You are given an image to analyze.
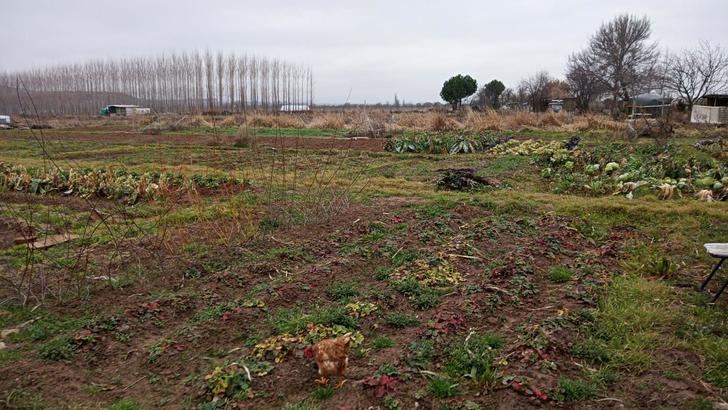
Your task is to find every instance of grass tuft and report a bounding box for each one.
[429,377,459,398]
[554,377,597,402]
[548,266,574,283]
[384,312,419,328]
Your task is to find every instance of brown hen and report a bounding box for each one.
[304,333,352,388]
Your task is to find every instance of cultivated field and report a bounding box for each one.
[0,113,727,409]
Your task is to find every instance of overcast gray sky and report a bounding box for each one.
[2,0,727,104]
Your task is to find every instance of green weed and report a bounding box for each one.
[406,339,434,368]
[311,385,335,400]
[384,312,419,328]
[554,377,597,402]
[107,399,143,410]
[584,274,675,372]
[325,281,360,301]
[38,336,75,361]
[429,377,459,398]
[444,333,504,385]
[371,336,396,349]
[548,266,574,283]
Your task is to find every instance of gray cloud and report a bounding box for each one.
[2,0,727,103]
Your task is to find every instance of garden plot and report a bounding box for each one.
[0,129,726,409]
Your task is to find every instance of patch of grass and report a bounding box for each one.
[311,385,335,401]
[583,274,675,372]
[695,337,728,387]
[267,245,311,262]
[554,377,597,402]
[281,399,320,410]
[392,248,419,267]
[11,315,87,343]
[429,377,459,398]
[391,276,421,296]
[548,266,574,283]
[38,335,75,361]
[0,349,20,365]
[325,280,360,301]
[270,306,358,335]
[310,306,359,330]
[107,399,143,410]
[270,308,310,334]
[374,266,393,281]
[415,201,455,218]
[384,312,419,328]
[412,287,442,310]
[444,333,504,385]
[391,276,444,310]
[572,339,610,364]
[371,336,396,349]
[591,367,618,387]
[625,244,678,277]
[194,301,237,322]
[383,396,401,410]
[691,398,714,410]
[258,216,283,233]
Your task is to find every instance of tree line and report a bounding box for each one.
[0,51,314,115]
[444,15,728,116]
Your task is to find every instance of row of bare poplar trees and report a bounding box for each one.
[0,51,314,115]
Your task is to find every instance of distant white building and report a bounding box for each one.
[691,94,728,125]
[100,105,151,116]
[0,115,10,129]
[280,104,310,112]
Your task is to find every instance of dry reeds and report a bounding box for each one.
[49,109,627,136]
[307,113,345,129]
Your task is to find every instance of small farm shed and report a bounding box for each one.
[548,100,564,113]
[99,105,151,116]
[691,94,728,124]
[280,104,310,112]
[0,115,10,126]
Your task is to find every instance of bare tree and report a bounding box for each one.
[666,41,728,111]
[584,15,659,113]
[519,71,552,112]
[566,50,607,111]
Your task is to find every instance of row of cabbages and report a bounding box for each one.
[0,162,240,203]
[384,133,514,154]
[535,141,728,201]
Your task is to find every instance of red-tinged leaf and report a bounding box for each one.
[379,375,396,385]
[532,387,548,401]
[221,312,231,321]
[374,385,387,398]
[362,376,379,386]
[512,382,523,392]
[174,344,184,351]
